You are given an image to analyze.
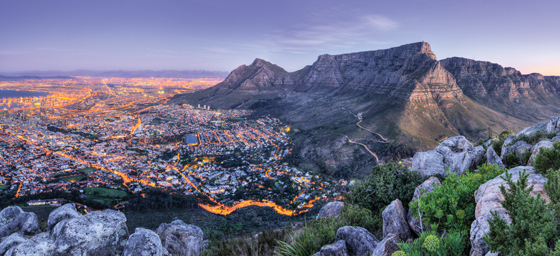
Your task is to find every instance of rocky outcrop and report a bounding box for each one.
[470,166,548,256]
[0,207,40,239]
[517,122,548,137]
[529,140,554,165]
[407,177,441,236]
[382,199,413,242]
[47,203,81,231]
[412,136,484,176]
[335,226,379,256]
[316,201,344,219]
[316,240,349,256]
[123,228,164,256]
[547,117,560,134]
[486,146,505,170]
[156,219,203,256]
[500,140,532,161]
[52,209,129,256]
[371,233,400,256]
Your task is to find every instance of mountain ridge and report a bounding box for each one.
[171,42,560,178]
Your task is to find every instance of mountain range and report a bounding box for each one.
[171,42,560,178]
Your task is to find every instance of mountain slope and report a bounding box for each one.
[171,42,548,178]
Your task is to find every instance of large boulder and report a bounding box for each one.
[47,203,81,231]
[156,220,203,256]
[517,122,547,137]
[470,166,548,256]
[486,146,505,170]
[0,207,40,239]
[0,233,27,255]
[52,209,129,256]
[124,228,164,256]
[382,199,413,242]
[500,140,532,162]
[407,177,441,236]
[412,136,484,176]
[529,140,554,165]
[371,233,400,256]
[335,226,379,256]
[316,201,344,219]
[5,232,55,256]
[316,240,349,256]
[546,117,560,134]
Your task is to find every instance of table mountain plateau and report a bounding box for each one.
[171,42,560,178]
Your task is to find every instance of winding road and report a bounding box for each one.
[341,108,390,163]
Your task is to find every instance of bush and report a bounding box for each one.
[533,141,560,175]
[483,169,560,255]
[339,203,380,237]
[410,164,504,251]
[491,130,515,156]
[204,228,290,256]
[395,229,465,256]
[347,162,424,217]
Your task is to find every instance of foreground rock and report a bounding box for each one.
[470,166,548,256]
[546,117,560,134]
[412,136,484,176]
[47,203,81,231]
[156,219,203,256]
[0,207,40,239]
[316,201,344,219]
[382,199,413,242]
[5,232,54,256]
[335,226,379,256]
[53,209,129,256]
[407,177,441,236]
[0,233,27,255]
[486,147,505,170]
[316,240,349,256]
[517,122,548,137]
[124,228,164,256]
[371,233,400,256]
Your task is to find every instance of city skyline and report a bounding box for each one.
[1,0,559,75]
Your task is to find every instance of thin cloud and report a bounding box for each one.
[265,14,398,53]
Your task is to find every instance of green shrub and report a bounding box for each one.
[396,229,465,256]
[410,163,504,252]
[347,162,424,217]
[491,130,515,156]
[483,169,560,256]
[533,141,560,175]
[339,203,380,237]
[204,228,289,256]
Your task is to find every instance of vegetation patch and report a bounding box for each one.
[77,167,97,173]
[84,187,127,198]
[60,175,85,182]
[533,141,560,175]
[0,185,9,190]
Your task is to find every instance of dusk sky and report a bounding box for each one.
[1,0,559,75]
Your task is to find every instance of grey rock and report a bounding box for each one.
[486,146,505,170]
[318,240,348,256]
[0,209,40,239]
[383,199,413,242]
[0,233,27,255]
[124,228,164,256]
[483,139,494,148]
[407,177,441,236]
[5,232,55,256]
[546,117,560,134]
[501,140,532,162]
[529,140,554,165]
[316,201,344,219]
[47,203,81,231]
[335,226,379,256]
[552,135,560,143]
[156,219,203,256]
[371,233,400,256]
[411,150,445,176]
[518,122,548,137]
[470,166,548,256]
[413,136,483,176]
[0,207,23,226]
[52,209,129,256]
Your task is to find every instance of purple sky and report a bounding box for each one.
[1,0,559,75]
